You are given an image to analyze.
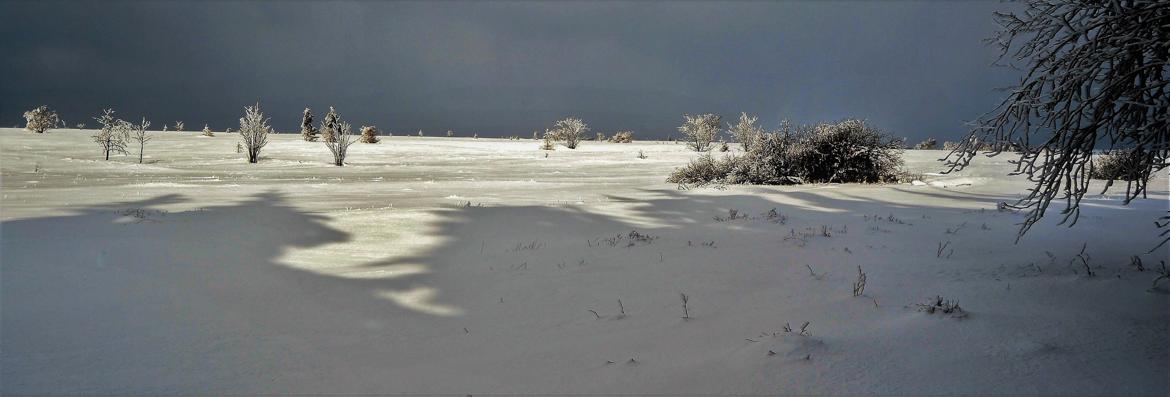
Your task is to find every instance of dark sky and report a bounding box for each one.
[1,1,1018,140]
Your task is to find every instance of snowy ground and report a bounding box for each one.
[2,128,1167,395]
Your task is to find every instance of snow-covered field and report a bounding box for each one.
[2,128,1167,395]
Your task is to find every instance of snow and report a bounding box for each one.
[1,130,1167,395]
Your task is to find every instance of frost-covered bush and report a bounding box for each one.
[92,109,130,160]
[666,154,735,185]
[321,107,340,143]
[679,113,721,152]
[797,120,904,183]
[668,119,904,186]
[172,121,185,132]
[239,103,272,163]
[202,124,214,137]
[130,118,151,163]
[301,108,320,142]
[322,109,356,166]
[609,131,634,143]
[729,112,763,151]
[24,106,59,133]
[360,125,380,143]
[914,138,937,150]
[942,141,959,151]
[551,117,588,149]
[1090,149,1148,181]
[540,130,556,150]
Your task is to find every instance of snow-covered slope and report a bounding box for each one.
[2,129,1167,395]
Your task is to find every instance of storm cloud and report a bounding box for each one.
[1,1,1018,140]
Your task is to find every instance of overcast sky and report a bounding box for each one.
[1,1,1019,140]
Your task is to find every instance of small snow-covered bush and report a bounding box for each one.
[942,141,959,151]
[322,109,356,166]
[540,130,556,150]
[239,103,272,163]
[202,124,214,137]
[321,107,340,143]
[301,108,320,141]
[1090,149,1148,181]
[609,131,634,143]
[551,117,588,149]
[914,138,937,150]
[360,125,380,143]
[916,296,965,318]
[666,154,735,185]
[679,113,721,152]
[24,105,59,133]
[172,121,185,132]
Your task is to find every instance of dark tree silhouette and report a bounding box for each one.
[947,0,1169,247]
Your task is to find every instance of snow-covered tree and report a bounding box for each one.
[360,125,380,143]
[301,108,320,141]
[23,106,59,133]
[679,113,721,152]
[322,111,356,166]
[238,103,271,163]
[551,117,588,149]
[729,112,763,151]
[321,107,339,143]
[172,121,184,132]
[130,118,152,163]
[946,0,1170,244]
[92,109,130,160]
[201,124,214,137]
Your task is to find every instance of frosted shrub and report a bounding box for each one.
[914,138,937,150]
[202,124,214,137]
[668,119,904,186]
[1090,149,1148,181]
[301,108,320,141]
[679,113,721,152]
[130,118,151,163]
[238,103,272,163]
[322,109,356,166]
[172,121,185,132]
[942,141,959,151]
[666,154,735,185]
[609,131,634,143]
[540,131,556,150]
[23,105,59,133]
[360,125,380,143]
[321,107,340,143]
[729,112,764,151]
[551,117,588,149]
[92,109,130,160]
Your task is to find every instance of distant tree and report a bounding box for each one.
[92,109,130,160]
[729,112,764,151]
[447,130,455,137]
[202,124,214,137]
[551,117,588,149]
[321,107,340,143]
[130,118,152,163]
[417,129,424,137]
[238,103,272,163]
[914,138,937,150]
[679,113,721,152]
[360,125,380,143]
[947,0,1170,245]
[23,106,59,133]
[75,123,86,129]
[323,112,356,166]
[172,121,184,132]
